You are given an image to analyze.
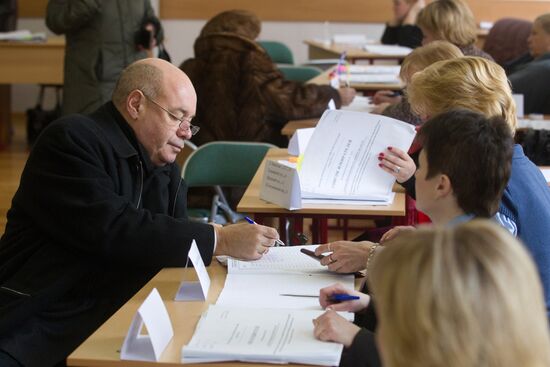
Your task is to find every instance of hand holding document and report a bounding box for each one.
[263,110,415,209]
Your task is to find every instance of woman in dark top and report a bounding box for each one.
[381,0,424,49]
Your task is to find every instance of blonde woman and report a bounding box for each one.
[381,0,425,49]
[373,40,463,125]
[370,221,550,367]
[378,56,550,318]
[416,0,492,59]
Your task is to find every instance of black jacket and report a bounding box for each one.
[0,102,214,366]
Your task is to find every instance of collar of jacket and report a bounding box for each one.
[194,32,266,56]
[91,102,168,175]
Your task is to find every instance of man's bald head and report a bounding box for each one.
[112,58,194,108]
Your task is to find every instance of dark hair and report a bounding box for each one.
[418,109,514,217]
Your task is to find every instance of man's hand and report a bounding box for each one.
[314,241,373,273]
[313,309,361,348]
[213,222,279,260]
[319,283,370,312]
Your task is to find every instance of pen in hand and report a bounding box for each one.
[244,216,286,246]
[328,294,360,303]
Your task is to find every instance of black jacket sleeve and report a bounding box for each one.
[340,329,381,367]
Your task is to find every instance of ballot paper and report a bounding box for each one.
[346,65,401,75]
[363,44,412,56]
[182,305,343,366]
[228,245,327,274]
[299,110,416,201]
[262,110,415,209]
[341,73,402,84]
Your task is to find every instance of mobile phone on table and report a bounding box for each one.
[300,248,325,262]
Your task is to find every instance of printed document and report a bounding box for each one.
[299,110,416,202]
[182,305,343,366]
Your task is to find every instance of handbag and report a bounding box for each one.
[26,84,62,145]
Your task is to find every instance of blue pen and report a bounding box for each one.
[244,216,286,246]
[329,294,360,302]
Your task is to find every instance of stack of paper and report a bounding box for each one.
[347,65,401,75]
[363,44,412,56]
[518,118,550,130]
[182,306,343,365]
[0,30,46,42]
[299,110,416,203]
[341,73,401,84]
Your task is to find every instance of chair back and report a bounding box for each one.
[258,40,295,64]
[279,65,322,83]
[483,18,533,65]
[182,141,276,188]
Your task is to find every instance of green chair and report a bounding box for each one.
[279,65,322,83]
[258,40,294,65]
[182,141,276,224]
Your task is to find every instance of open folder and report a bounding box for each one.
[261,110,416,209]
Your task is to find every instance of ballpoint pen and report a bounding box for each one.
[244,216,286,246]
[280,293,360,302]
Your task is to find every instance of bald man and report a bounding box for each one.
[0,59,279,367]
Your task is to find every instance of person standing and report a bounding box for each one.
[46,0,160,115]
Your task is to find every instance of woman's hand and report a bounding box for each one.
[318,283,370,312]
[373,90,402,105]
[313,309,361,347]
[378,146,416,183]
[380,226,416,243]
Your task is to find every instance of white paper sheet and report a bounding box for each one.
[341,74,401,84]
[299,110,416,201]
[347,65,401,75]
[182,306,343,366]
[363,44,412,56]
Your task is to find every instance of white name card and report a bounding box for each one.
[513,94,524,117]
[121,288,173,362]
[175,240,211,301]
[288,128,314,156]
[259,160,302,210]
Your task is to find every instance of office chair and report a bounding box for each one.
[258,40,295,65]
[279,65,322,83]
[181,141,276,224]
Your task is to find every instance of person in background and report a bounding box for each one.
[508,13,550,114]
[416,0,492,59]
[380,0,424,49]
[372,40,463,125]
[136,16,172,62]
[46,0,161,115]
[180,10,355,147]
[0,0,17,31]
[314,221,550,367]
[0,59,279,367]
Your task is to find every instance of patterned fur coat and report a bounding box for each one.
[180,10,340,147]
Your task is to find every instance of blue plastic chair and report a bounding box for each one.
[279,65,322,83]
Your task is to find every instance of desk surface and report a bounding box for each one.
[0,37,65,84]
[305,40,408,62]
[237,148,405,216]
[69,262,318,367]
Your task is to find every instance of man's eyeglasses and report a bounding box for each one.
[141,92,200,136]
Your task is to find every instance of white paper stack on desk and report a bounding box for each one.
[341,73,401,84]
[183,246,351,365]
[262,110,417,210]
[182,306,343,366]
[219,245,355,314]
